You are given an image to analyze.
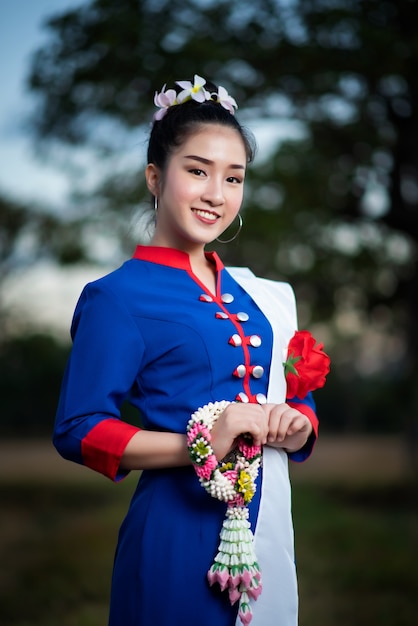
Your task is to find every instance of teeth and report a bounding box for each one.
[194,209,218,221]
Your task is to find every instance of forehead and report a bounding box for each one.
[173,124,247,164]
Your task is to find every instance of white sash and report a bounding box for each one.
[228,268,299,626]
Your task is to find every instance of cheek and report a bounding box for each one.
[230,188,244,210]
[164,171,194,203]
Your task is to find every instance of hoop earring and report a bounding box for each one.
[154,196,158,212]
[216,213,243,243]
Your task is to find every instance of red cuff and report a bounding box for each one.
[81,418,140,480]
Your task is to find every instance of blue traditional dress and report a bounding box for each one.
[53,245,318,626]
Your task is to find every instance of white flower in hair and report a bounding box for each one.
[153,84,178,120]
[215,85,238,115]
[176,74,211,103]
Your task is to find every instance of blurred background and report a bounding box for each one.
[0,1,417,625]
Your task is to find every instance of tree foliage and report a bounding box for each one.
[22,0,418,431]
[0,194,86,273]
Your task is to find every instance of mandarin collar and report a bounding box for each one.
[132,245,224,273]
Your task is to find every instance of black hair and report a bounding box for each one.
[147,80,256,171]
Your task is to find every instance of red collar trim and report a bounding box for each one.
[132,245,224,272]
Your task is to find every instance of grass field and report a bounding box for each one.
[1,437,417,626]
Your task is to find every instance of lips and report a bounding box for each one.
[192,208,220,222]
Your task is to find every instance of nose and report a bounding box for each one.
[201,176,224,207]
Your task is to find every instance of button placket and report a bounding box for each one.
[200,292,266,405]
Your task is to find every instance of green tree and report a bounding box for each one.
[25,0,418,433]
[0,333,70,436]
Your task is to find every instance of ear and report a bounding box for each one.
[145,163,161,197]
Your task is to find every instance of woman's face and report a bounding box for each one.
[146,124,247,252]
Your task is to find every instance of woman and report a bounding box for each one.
[53,75,323,626]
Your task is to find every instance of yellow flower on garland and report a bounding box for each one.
[220,462,234,472]
[195,439,210,458]
[237,470,254,503]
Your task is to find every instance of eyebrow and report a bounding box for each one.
[184,154,245,170]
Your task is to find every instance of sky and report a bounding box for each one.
[0,1,85,207]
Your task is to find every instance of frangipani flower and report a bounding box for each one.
[176,74,210,103]
[153,75,239,121]
[153,84,177,120]
[215,85,238,115]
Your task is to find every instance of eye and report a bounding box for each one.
[189,168,206,177]
[227,175,243,184]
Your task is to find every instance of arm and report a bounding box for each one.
[121,400,271,470]
[53,282,144,481]
[119,430,190,470]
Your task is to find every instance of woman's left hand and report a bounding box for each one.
[262,403,313,453]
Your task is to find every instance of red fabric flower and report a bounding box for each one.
[284,330,330,399]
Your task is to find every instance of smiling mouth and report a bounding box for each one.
[192,209,219,222]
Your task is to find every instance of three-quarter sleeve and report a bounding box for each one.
[286,391,319,462]
[53,281,144,481]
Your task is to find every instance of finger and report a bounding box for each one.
[216,404,268,446]
[273,407,303,442]
[265,403,290,442]
[285,414,312,437]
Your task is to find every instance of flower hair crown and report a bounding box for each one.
[153,74,238,121]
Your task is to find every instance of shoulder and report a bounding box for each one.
[71,260,141,335]
[76,258,151,312]
[84,258,139,292]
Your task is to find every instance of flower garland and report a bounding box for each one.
[186,401,262,626]
[153,74,238,120]
[187,331,330,625]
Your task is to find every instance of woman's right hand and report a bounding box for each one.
[210,403,269,461]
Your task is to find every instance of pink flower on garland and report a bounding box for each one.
[238,598,253,626]
[207,563,230,591]
[230,493,245,507]
[195,454,217,480]
[248,577,262,600]
[186,422,202,443]
[228,586,241,605]
[222,469,238,484]
[238,439,261,459]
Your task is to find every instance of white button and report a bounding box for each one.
[252,366,264,379]
[229,334,242,347]
[250,335,262,347]
[234,365,246,378]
